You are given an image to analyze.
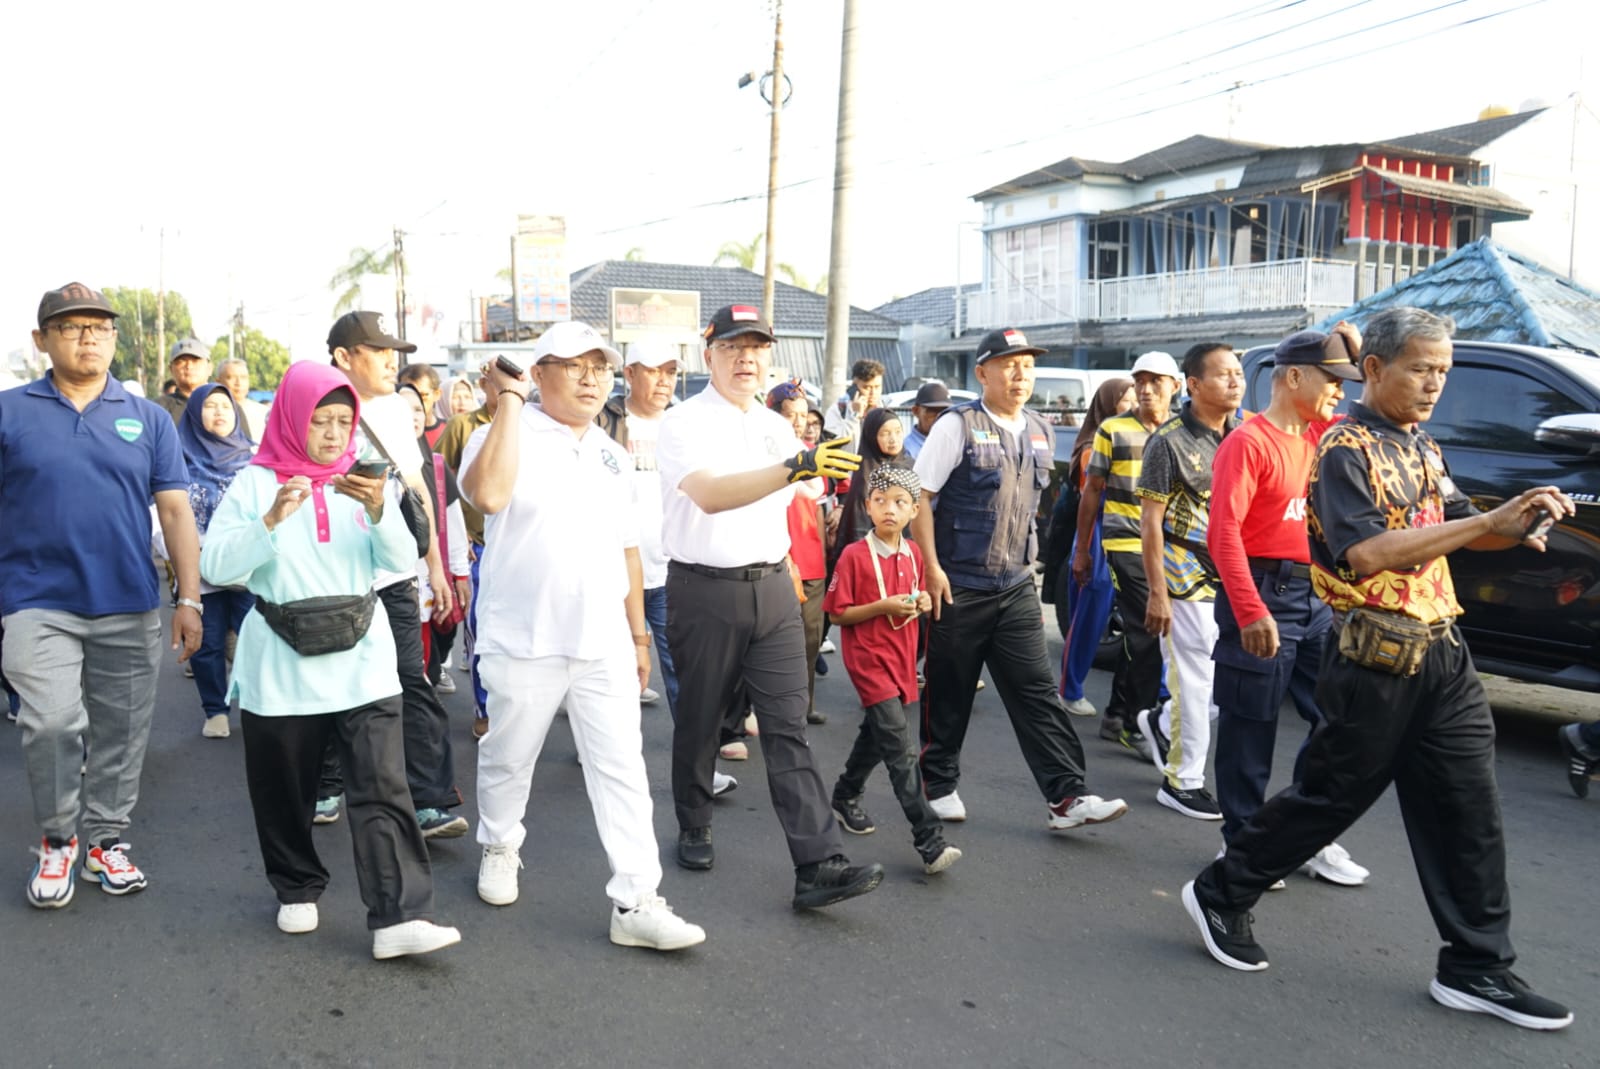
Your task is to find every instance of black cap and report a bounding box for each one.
[1273,330,1363,382]
[702,304,776,344]
[327,310,417,354]
[975,327,1046,365]
[913,382,952,408]
[170,337,209,362]
[37,282,117,328]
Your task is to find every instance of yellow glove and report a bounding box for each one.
[784,436,861,483]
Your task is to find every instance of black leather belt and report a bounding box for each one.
[671,560,786,582]
[1248,557,1312,580]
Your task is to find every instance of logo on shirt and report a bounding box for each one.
[1282,497,1306,522]
[113,418,144,442]
[972,430,999,445]
[599,448,621,475]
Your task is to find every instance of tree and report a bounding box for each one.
[209,325,291,393]
[101,286,195,389]
[624,247,647,262]
[328,245,397,316]
[713,234,816,289]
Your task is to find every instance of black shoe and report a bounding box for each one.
[1429,971,1573,1031]
[792,855,884,910]
[1157,781,1223,821]
[814,654,829,677]
[807,709,828,725]
[1557,724,1596,799]
[676,827,713,871]
[1098,716,1123,742]
[832,796,876,835]
[1182,879,1268,971]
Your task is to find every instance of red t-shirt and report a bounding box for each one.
[823,535,922,707]
[1207,415,1331,628]
[786,479,827,580]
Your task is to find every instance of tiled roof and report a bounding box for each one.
[872,284,981,327]
[973,135,1273,200]
[1373,108,1546,159]
[567,260,900,336]
[1315,238,1600,355]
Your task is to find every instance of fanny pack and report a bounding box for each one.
[1335,607,1454,677]
[254,591,377,656]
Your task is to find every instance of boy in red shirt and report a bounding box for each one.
[824,467,961,875]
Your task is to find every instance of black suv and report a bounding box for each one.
[1241,340,1600,693]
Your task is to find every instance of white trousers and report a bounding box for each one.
[1160,597,1220,790]
[476,653,662,907]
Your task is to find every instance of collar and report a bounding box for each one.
[27,370,124,403]
[699,382,761,414]
[866,530,913,559]
[1176,400,1239,440]
[1348,401,1415,443]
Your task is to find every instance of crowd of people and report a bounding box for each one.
[0,282,1584,1029]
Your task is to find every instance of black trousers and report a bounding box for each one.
[666,563,843,867]
[1106,550,1163,723]
[919,579,1088,803]
[320,581,459,811]
[834,698,944,857]
[1196,625,1515,974]
[242,698,435,930]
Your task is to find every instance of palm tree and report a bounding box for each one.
[713,234,765,271]
[624,247,647,262]
[329,245,397,316]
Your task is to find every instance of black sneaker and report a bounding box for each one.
[1157,781,1223,821]
[1557,724,1596,799]
[807,709,828,725]
[1429,971,1573,1031]
[1135,707,1171,778]
[793,855,884,910]
[676,827,714,871]
[832,796,876,835]
[1182,879,1268,971]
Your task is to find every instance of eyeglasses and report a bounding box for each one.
[50,321,116,340]
[711,340,773,358]
[538,358,611,383]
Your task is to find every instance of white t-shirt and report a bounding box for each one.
[914,401,1028,494]
[657,385,799,568]
[461,405,639,661]
[622,408,668,589]
[355,391,428,591]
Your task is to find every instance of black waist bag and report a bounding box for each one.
[255,591,377,656]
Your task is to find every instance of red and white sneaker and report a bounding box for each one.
[28,835,78,909]
[84,841,148,895]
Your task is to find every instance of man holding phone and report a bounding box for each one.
[328,310,464,839]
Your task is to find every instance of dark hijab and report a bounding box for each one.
[1069,377,1134,487]
[179,383,254,533]
[833,407,913,563]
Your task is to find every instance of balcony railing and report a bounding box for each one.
[963,258,1413,329]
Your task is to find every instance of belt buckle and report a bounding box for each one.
[743,565,765,582]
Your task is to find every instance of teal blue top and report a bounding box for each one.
[199,465,415,716]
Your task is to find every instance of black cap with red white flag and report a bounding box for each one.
[703,304,777,344]
[974,327,1047,365]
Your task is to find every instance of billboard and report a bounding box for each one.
[609,287,701,347]
[514,214,570,324]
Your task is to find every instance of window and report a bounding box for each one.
[1425,365,1586,452]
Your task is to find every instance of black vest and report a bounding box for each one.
[932,402,1054,592]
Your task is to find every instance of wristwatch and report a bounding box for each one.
[177,597,204,615]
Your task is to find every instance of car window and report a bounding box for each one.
[1030,380,1085,410]
[1426,365,1587,451]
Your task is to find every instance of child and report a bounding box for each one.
[824,466,961,875]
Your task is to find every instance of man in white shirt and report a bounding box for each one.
[328,311,465,838]
[821,358,886,450]
[459,321,705,951]
[657,304,882,910]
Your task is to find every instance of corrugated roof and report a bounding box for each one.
[872,284,981,327]
[1373,108,1547,159]
[1314,238,1600,355]
[972,135,1272,200]
[1366,169,1530,216]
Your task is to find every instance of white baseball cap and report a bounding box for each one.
[1130,350,1181,380]
[531,321,623,368]
[625,339,680,368]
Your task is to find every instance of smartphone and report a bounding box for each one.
[1523,507,1555,540]
[346,458,391,480]
[495,355,525,377]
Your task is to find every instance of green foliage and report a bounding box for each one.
[623,247,647,262]
[329,245,397,316]
[713,235,822,291]
[208,326,291,392]
[101,287,195,388]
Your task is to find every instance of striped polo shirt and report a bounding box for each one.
[1086,412,1158,554]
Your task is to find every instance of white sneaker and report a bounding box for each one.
[819,639,836,654]
[1302,842,1370,886]
[478,843,522,906]
[1047,794,1128,830]
[435,669,457,695]
[609,893,706,951]
[201,714,230,739]
[718,740,748,761]
[640,687,661,705]
[277,902,318,934]
[928,790,967,822]
[712,771,738,797]
[1063,697,1097,717]
[372,919,461,960]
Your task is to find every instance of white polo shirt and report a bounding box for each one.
[460,404,639,661]
[657,384,798,568]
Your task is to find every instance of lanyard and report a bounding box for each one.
[868,537,920,630]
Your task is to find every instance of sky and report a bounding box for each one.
[3,0,1595,370]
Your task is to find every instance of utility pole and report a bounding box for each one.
[156,226,167,373]
[821,0,859,413]
[392,226,408,352]
[509,234,521,342]
[761,1,785,326]
[232,304,245,367]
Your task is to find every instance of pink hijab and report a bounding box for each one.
[252,361,362,542]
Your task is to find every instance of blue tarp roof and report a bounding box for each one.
[1316,239,1600,355]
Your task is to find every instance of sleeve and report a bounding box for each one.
[199,473,277,589]
[654,409,698,494]
[1308,435,1389,569]
[146,407,191,493]
[1208,431,1268,628]
[1134,432,1175,502]
[911,414,965,494]
[822,542,862,616]
[1085,425,1115,481]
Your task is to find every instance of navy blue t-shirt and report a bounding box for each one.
[0,373,189,617]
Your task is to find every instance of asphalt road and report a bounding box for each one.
[1,610,1593,1069]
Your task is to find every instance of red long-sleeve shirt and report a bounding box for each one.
[1207,415,1329,628]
